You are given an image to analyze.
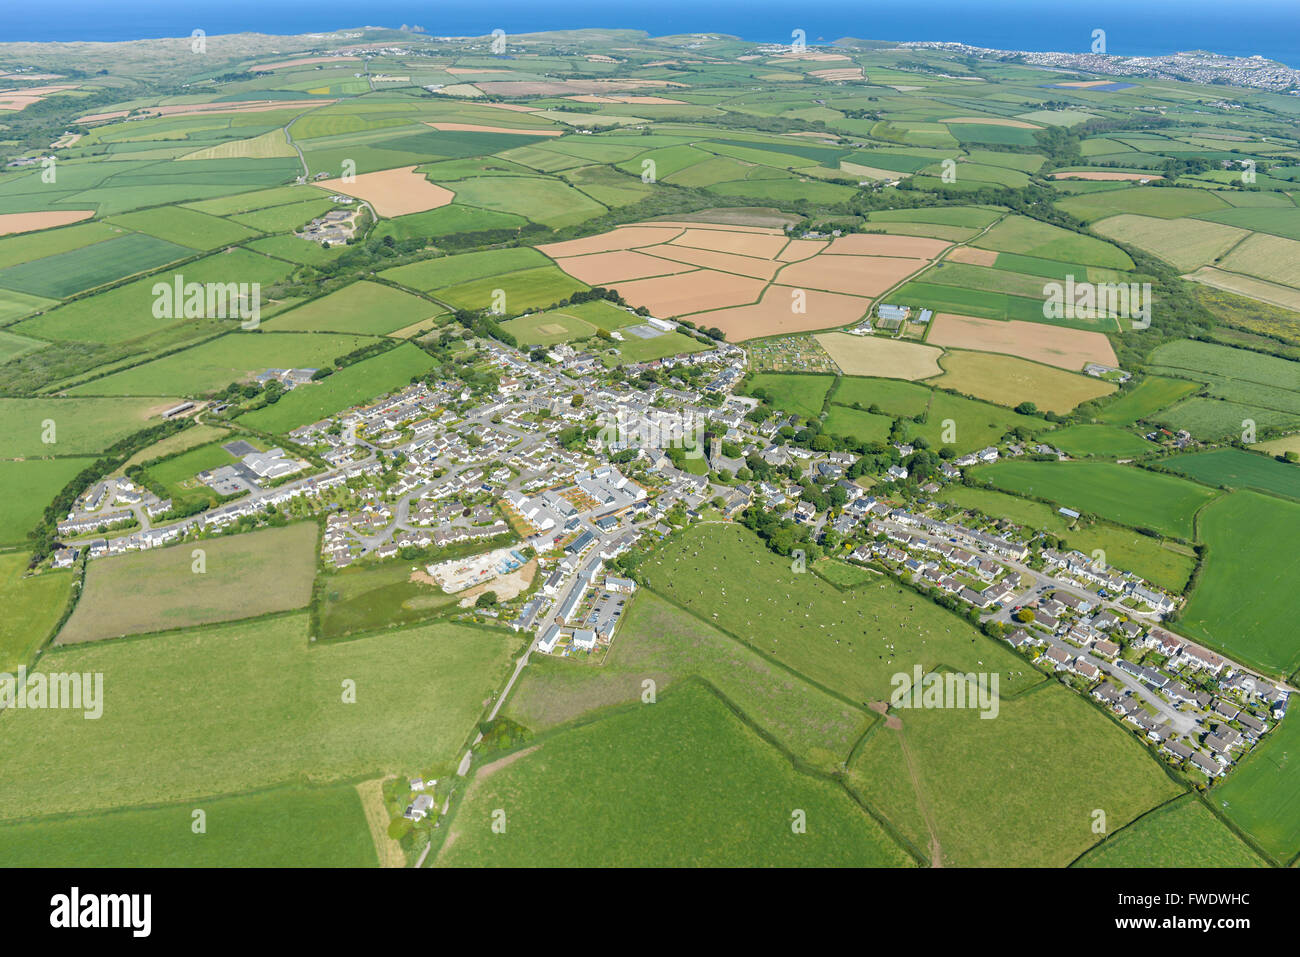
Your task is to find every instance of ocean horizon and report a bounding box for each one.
[1,0,1298,68]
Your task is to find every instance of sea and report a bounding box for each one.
[1,0,1298,68]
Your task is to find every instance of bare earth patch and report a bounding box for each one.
[945,246,999,266]
[614,270,765,317]
[826,233,951,259]
[815,332,944,379]
[687,286,870,340]
[670,227,789,259]
[777,254,929,297]
[0,210,95,235]
[553,249,694,284]
[539,225,685,258]
[458,560,537,607]
[646,244,782,280]
[927,313,1117,370]
[315,166,455,218]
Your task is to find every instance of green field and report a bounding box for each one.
[0,233,195,299]
[0,397,170,457]
[1179,491,1300,675]
[973,215,1134,270]
[973,460,1218,538]
[744,372,834,419]
[1163,448,1300,499]
[106,206,261,249]
[0,457,94,544]
[437,265,589,315]
[1074,795,1266,868]
[505,590,869,771]
[846,683,1182,867]
[500,300,637,347]
[640,524,1040,704]
[237,343,437,433]
[1046,424,1155,459]
[380,246,548,292]
[439,682,913,867]
[269,282,444,336]
[1097,376,1201,425]
[316,561,461,640]
[0,553,72,671]
[0,613,520,822]
[1214,710,1300,864]
[822,404,894,444]
[0,785,379,867]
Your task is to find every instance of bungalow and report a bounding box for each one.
[1044,646,1072,669]
[1162,739,1194,762]
[1237,711,1267,738]
[1190,751,1224,778]
[1092,639,1120,659]
[404,793,435,821]
[1073,659,1100,681]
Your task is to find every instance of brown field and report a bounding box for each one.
[538,225,685,258]
[475,79,683,96]
[645,220,784,234]
[945,246,999,266]
[0,209,95,236]
[687,286,870,340]
[670,227,789,259]
[942,116,1041,128]
[76,109,130,123]
[314,165,454,218]
[0,84,78,111]
[826,233,950,259]
[810,68,865,81]
[255,56,360,70]
[1050,171,1164,181]
[646,244,781,280]
[776,254,928,297]
[553,249,694,284]
[565,94,687,104]
[815,332,944,379]
[612,270,766,317]
[426,122,561,135]
[87,99,335,121]
[932,350,1116,413]
[840,162,912,180]
[445,67,517,75]
[777,239,828,261]
[1055,80,1120,88]
[926,313,1118,370]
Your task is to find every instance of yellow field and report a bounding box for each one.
[814,332,944,379]
[180,129,298,161]
[931,350,1116,413]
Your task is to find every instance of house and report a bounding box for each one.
[537,624,562,654]
[404,793,435,821]
[605,576,637,594]
[572,628,597,651]
[1044,646,1071,669]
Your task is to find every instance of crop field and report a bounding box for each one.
[439,682,913,867]
[1056,185,1230,223]
[0,232,195,299]
[0,553,72,671]
[448,175,606,228]
[237,343,437,433]
[0,397,169,456]
[228,197,337,233]
[1179,491,1300,676]
[0,457,94,544]
[57,522,319,643]
[926,313,1116,370]
[316,561,461,640]
[1092,214,1248,271]
[436,265,589,315]
[972,460,1218,538]
[69,331,372,396]
[1163,448,1300,499]
[0,614,520,822]
[972,215,1134,270]
[744,372,833,419]
[105,206,260,249]
[504,591,869,771]
[1194,206,1300,241]
[380,246,548,292]
[1098,376,1201,425]
[931,351,1115,413]
[1075,796,1266,868]
[1214,709,1300,864]
[1045,424,1155,459]
[846,683,1182,867]
[1219,233,1300,289]
[269,282,444,336]
[812,333,942,380]
[641,525,1039,705]
[0,785,379,868]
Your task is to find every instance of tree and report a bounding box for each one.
[475,591,499,608]
[1014,608,1035,624]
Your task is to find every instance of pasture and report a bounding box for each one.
[0,457,94,544]
[1046,424,1155,459]
[1163,448,1300,500]
[439,682,912,867]
[316,561,460,640]
[0,554,72,671]
[0,397,169,457]
[269,282,444,336]
[1075,796,1265,868]
[1214,709,1300,864]
[1097,376,1200,425]
[931,351,1115,413]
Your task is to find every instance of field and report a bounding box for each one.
[812,332,942,379]
[106,206,260,250]
[316,561,461,640]
[438,682,913,867]
[1092,213,1248,271]
[69,331,372,396]
[639,524,1039,705]
[0,554,72,671]
[972,215,1134,270]
[1213,709,1300,864]
[0,397,169,456]
[1046,424,1155,459]
[846,683,1182,867]
[312,166,454,218]
[0,614,519,822]
[269,282,444,336]
[237,343,437,433]
[822,404,894,444]
[1179,491,1300,676]
[380,246,549,292]
[1098,376,1200,425]
[925,313,1117,371]
[0,785,379,868]
[0,232,195,299]
[1074,795,1266,868]
[1163,448,1300,499]
[931,351,1115,414]
[744,372,832,419]
[500,300,637,347]
[57,523,319,643]
[973,460,1219,538]
[436,265,588,315]
[0,457,94,544]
